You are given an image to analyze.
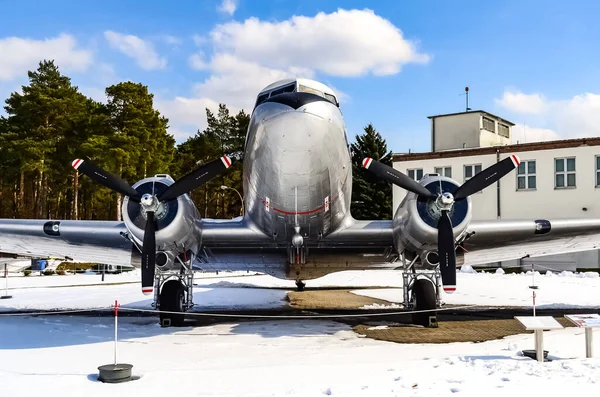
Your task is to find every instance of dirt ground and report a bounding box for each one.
[354,317,574,344]
[287,289,400,310]
[287,289,575,344]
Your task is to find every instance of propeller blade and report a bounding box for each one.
[454,154,520,200]
[157,156,233,202]
[141,211,156,295]
[72,158,140,201]
[362,158,436,199]
[437,209,456,293]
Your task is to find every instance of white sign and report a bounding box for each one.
[324,196,329,212]
[565,314,600,328]
[265,197,270,212]
[515,316,564,330]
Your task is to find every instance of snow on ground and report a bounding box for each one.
[1,315,599,396]
[1,268,600,312]
[0,271,287,312]
[352,270,600,309]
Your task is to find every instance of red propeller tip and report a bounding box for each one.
[142,287,153,295]
[510,154,520,167]
[72,159,84,169]
[443,286,456,294]
[362,158,373,169]
[221,156,232,168]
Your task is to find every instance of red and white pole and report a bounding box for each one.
[532,264,536,316]
[113,300,119,365]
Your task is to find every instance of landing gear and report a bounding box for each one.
[411,279,438,327]
[295,280,306,292]
[153,252,195,327]
[400,251,441,327]
[159,280,185,327]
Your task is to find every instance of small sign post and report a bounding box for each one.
[1,264,12,299]
[114,300,119,365]
[515,316,564,362]
[565,314,600,358]
[97,299,134,383]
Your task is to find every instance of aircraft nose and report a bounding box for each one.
[262,109,330,151]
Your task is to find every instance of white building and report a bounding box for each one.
[392,110,600,271]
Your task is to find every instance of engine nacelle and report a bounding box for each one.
[122,174,202,266]
[392,173,472,265]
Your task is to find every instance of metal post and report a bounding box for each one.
[114,300,119,365]
[102,263,105,282]
[4,264,7,297]
[535,329,544,362]
[585,328,593,358]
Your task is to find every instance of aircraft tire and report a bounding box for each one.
[412,279,437,327]
[159,280,186,327]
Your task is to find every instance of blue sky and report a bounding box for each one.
[1,0,600,153]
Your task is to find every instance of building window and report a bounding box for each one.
[482,116,495,132]
[596,156,600,187]
[555,157,576,188]
[517,160,536,190]
[464,164,482,182]
[408,168,423,181]
[435,166,452,178]
[498,123,510,138]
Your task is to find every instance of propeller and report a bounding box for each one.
[72,156,233,295]
[363,154,520,293]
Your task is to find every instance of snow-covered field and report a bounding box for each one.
[2,266,599,312]
[352,267,600,309]
[1,315,600,396]
[1,268,600,396]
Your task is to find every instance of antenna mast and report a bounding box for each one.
[465,86,471,112]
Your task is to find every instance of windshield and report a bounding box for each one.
[297,84,338,106]
[254,83,296,108]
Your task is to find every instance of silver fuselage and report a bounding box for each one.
[243,95,352,244]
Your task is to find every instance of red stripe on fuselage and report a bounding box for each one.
[271,205,325,215]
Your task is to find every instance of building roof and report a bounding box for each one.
[427,110,515,126]
[392,137,600,162]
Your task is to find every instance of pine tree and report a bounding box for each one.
[2,60,90,219]
[104,81,175,220]
[350,123,393,220]
[176,105,249,219]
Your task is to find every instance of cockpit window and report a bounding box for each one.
[269,83,296,97]
[298,84,338,106]
[324,93,338,106]
[255,93,269,108]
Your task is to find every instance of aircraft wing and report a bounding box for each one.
[0,219,136,266]
[460,218,600,266]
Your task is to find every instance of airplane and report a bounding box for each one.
[2,77,600,327]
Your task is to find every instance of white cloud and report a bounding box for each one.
[217,0,237,16]
[159,35,182,46]
[496,91,545,114]
[0,34,93,81]
[498,91,600,142]
[162,54,305,142]
[511,124,560,144]
[192,34,207,46]
[155,96,230,142]
[104,31,166,70]
[209,8,429,77]
[168,8,427,142]
[193,53,313,110]
[189,52,209,70]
